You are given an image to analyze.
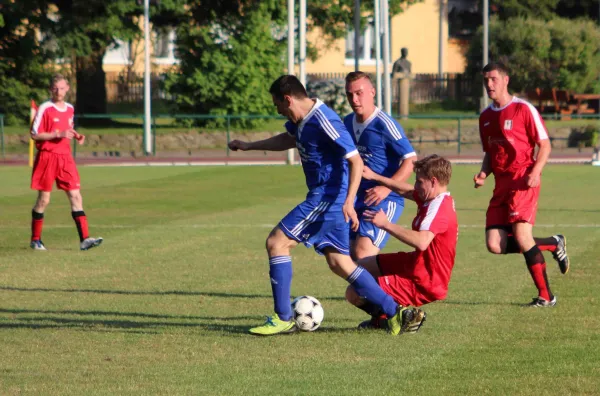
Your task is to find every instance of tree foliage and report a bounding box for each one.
[166,0,422,123]
[466,16,600,94]
[0,1,56,125]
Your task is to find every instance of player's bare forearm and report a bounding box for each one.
[345,153,364,204]
[245,133,296,151]
[531,139,551,176]
[479,152,492,176]
[30,131,62,141]
[370,172,414,200]
[381,222,435,251]
[391,155,416,183]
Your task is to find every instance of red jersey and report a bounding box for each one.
[479,97,548,177]
[31,101,75,155]
[409,192,458,301]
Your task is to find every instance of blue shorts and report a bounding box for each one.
[351,197,404,249]
[279,200,350,255]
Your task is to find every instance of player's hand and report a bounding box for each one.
[364,186,391,206]
[56,130,75,140]
[526,172,541,188]
[473,171,487,188]
[74,132,86,145]
[228,140,250,151]
[363,209,389,229]
[362,166,378,181]
[343,201,359,232]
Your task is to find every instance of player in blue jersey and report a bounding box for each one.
[228,75,418,336]
[344,71,417,260]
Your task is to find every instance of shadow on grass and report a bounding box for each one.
[0,314,252,334]
[0,308,362,335]
[0,286,345,301]
[440,300,525,307]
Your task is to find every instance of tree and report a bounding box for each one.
[465,16,600,95]
[166,0,423,123]
[0,1,55,125]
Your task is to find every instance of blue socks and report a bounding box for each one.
[269,256,293,321]
[347,266,398,317]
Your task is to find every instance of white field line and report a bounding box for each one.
[1,223,600,229]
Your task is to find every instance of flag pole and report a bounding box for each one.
[29,100,37,168]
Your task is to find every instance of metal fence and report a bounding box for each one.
[105,72,174,103]
[2,113,598,162]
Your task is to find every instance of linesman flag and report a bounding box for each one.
[29,100,37,168]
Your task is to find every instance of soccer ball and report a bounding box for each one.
[291,295,324,332]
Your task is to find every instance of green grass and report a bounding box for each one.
[1,165,600,395]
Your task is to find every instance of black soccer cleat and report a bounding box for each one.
[551,235,569,274]
[405,308,427,334]
[526,296,557,307]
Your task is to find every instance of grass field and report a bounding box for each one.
[1,164,599,395]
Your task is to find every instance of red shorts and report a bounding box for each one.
[486,177,540,228]
[31,151,81,192]
[376,252,434,307]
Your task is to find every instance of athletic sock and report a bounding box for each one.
[356,300,384,317]
[31,210,44,241]
[535,236,558,253]
[269,256,293,321]
[347,267,398,317]
[71,211,89,242]
[504,236,521,254]
[523,246,552,301]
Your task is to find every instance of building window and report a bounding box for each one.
[345,19,389,65]
[154,28,178,65]
[103,39,132,65]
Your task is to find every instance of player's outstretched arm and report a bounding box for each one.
[364,156,416,206]
[362,166,414,200]
[364,209,434,251]
[228,132,296,152]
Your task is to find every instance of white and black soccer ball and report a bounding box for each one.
[291,295,324,332]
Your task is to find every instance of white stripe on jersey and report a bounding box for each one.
[377,111,403,141]
[401,152,417,162]
[514,97,549,141]
[374,201,397,247]
[344,149,359,159]
[31,101,74,135]
[290,201,330,236]
[314,110,340,140]
[419,192,450,231]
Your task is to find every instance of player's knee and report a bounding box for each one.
[486,240,503,254]
[36,196,50,209]
[265,233,288,255]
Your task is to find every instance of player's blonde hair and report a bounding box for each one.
[345,71,374,86]
[414,155,452,186]
[49,73,69,88]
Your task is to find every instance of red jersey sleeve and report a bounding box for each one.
[523,102,549,143]
[419,194,451,235]
[479,114,489,152]
[31,105,49,135]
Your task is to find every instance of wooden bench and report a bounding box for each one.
[525,88,573,120]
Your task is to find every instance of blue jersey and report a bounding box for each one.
[343,108,416,200]
[286,99,359,204]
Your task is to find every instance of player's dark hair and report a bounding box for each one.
[345,71,374,86]
[414,154,452,186]
[50,73,68,88]
[269,75,308,101]
[482,62,509,76]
